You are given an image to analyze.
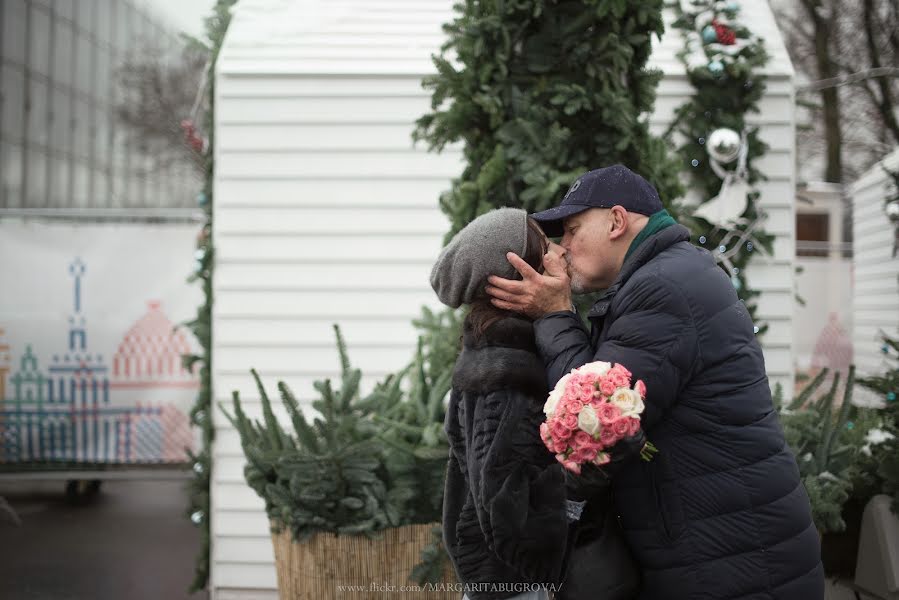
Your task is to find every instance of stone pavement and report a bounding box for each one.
[0,479,207,600]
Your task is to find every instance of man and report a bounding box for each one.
[486,165,824,600]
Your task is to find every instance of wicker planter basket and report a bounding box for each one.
[271,522,459,599]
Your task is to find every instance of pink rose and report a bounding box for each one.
[599,427,618,447]
[597,402,622,425]
[573,431,593,448]
[611,418,630,438]
[608,372,630,390]
[568,447,589,463]
[561,397,584,415]
[550,421,571,444]
[562,460,581,475]
[579,444,598,462]
[599,378,617,397]
[562,413,578,430]
[593,452,611,466]
[539,422,551,442]
[564,373,584,395]
[627,418,641,437]
[612,363,632,380]
[635,380,647,399]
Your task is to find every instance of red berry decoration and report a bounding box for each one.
[712,19,737,45]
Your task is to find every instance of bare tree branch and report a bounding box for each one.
[862,0,899,144]
[115,41,210,177]
[796,67,899,92]
[779,0,899,181]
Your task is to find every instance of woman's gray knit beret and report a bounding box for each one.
[429,207,529,308]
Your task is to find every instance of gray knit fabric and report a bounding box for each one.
[430,208,530,308]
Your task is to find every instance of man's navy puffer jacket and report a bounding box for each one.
[533,224,824,600]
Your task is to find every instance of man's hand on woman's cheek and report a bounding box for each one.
[485,252,573,319]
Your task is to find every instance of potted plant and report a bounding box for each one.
[779,366,895,577]
[221,325,457,599]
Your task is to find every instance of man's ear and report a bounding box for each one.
[608,206,629,240]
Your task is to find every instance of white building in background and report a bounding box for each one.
[211,0,796,596]
[0,0,197,210]
[793,182,853,384]
[850,149,899,407]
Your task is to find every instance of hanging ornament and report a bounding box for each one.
[708,59,725,75]
[190,510,204,525]
[887,392,896,402]
[707,128,741,162]
[197,225,210,245]
[731,276,741,290]
[193,462,205,475]
[883,343,891,354]
[702,25,718,43]
[692,128,749,224]
[712,19,737,45]
[886,201,899,220]
[753,326,760,334]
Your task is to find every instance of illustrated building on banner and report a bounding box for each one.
[0,259,197,465]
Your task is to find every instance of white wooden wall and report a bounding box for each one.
[850,149,899,406]
[211,1,795,597]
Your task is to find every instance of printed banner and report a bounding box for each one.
[0,221,203,467]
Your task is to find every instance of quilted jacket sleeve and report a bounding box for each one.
[466,389,571,585]
[534,275,699,431]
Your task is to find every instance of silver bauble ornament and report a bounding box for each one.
[886,201,899,220]
[707,128,741,163]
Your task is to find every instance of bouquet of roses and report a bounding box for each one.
[540,361,657,474]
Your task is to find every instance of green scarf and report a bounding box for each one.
[624,209,677,263]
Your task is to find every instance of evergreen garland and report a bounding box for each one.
[669,0,774,336]
[180,0,238,592]
[413,0,684,243]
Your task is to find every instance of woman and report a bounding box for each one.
[431,208,640,600]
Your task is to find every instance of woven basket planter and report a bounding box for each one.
[270,522,458,599]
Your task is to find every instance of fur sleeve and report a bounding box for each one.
[465,389,570,584]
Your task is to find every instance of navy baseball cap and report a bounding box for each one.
[530,164,663,237]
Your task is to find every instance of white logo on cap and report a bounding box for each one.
[564,179,581,200]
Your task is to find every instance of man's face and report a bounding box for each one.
[559,208,617,293]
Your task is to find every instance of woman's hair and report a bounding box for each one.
[467,217,549,339]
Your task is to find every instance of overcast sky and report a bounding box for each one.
[146,0,218,39]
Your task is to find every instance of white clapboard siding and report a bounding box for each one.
[850,149,899,407]
[212,1,795,596]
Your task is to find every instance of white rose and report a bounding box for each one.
[577,404,601,435]
[574,361,612,378]
[610,388,645,418]
[544,373,573,417]
[544,388,563,417]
